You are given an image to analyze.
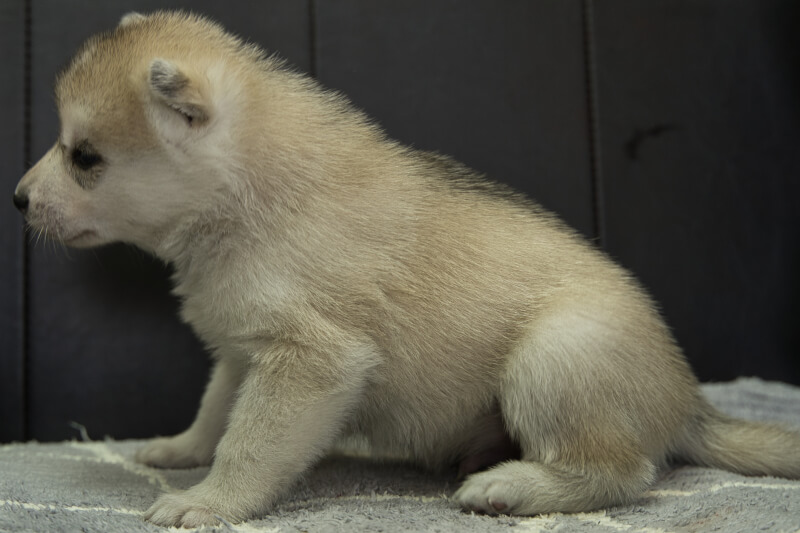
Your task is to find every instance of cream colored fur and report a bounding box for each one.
[14,11,800,528]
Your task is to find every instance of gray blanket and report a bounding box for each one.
[2,377,799,532]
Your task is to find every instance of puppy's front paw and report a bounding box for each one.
[135,435,213,469]
[144,490,223,528]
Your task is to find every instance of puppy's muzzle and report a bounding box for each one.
[13,192,29,214]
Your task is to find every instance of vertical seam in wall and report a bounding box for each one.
[309,0,318,77]
[22,0,32,440]
[581,0,606,247]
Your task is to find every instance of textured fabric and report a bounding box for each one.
[1,377,799,532]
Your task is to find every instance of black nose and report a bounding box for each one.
[13,192,29,213]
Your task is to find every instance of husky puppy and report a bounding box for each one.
[14,11,800,528]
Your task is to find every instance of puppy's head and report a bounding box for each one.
[14,11,248,254]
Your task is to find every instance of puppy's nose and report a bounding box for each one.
[13,192,29,213]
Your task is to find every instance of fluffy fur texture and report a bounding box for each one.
[14,11,800,528]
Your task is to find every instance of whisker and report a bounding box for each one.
[61,238,72,259]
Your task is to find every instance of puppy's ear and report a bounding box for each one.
[148,59,210,127]
[119,12,146,27]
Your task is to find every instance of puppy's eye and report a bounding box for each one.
[71,146,103,171]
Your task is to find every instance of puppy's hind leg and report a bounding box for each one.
[455,311,671,515]
[454,448,656,515]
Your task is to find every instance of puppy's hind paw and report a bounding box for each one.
[454,469,520,515]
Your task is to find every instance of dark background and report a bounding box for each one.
[2,0,798,443]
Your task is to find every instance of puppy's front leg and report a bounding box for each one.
[136,355,245,468]
[144,341,371,528]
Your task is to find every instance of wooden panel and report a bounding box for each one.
[315,0,595,237]
[594,1,800,383]
[0,1,26,443]
[27,0,311,441]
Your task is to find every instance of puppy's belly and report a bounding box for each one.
[345,386,511,471]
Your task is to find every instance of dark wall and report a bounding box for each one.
[1,0,797,443]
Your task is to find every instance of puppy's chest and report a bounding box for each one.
[172,265,299,347]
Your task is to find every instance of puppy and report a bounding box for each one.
[14,11,800,528]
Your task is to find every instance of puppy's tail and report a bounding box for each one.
[677,401,800,478]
